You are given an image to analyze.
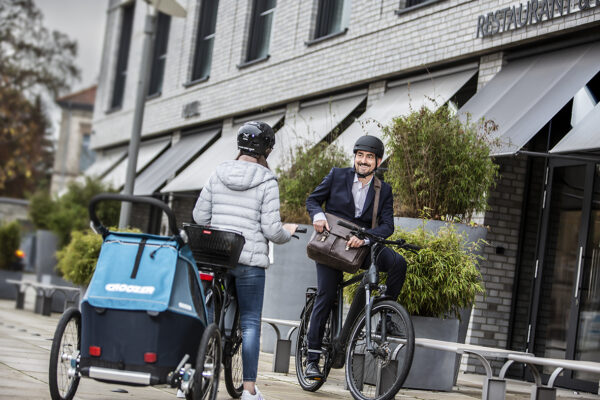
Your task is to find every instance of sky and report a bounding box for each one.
[33,0,109,137]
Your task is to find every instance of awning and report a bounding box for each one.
[550,102,600,153]
[460,42,600,156]
[268,91,367,171]
[133,128,220,195]
[160,112,284,193]
[333,65,477,158]
[83,146,127,178]
[101,138,170,189]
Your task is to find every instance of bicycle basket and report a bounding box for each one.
[183,223,245,269]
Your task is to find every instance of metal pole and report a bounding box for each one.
[119,10,156,229]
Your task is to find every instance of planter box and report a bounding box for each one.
[403,316,460,391]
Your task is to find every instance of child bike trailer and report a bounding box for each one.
[48,194,221,400]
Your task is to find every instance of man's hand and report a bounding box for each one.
[346,235,365,248]
[313,219,330,233]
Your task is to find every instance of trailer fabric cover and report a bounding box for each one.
[86,233,179,312]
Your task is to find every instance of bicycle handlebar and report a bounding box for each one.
[296,227,307,233]
[336,219,421,252]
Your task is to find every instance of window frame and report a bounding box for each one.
[189,0,220,84]
[147,12,171,98]
[109,3,135,111]
[395,0,444,16]
[310,0,350,43]
[242,0,276,65]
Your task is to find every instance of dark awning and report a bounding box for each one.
[133,128,219,195]
[459,42,600,156]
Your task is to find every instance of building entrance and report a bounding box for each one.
[531,160,600,392]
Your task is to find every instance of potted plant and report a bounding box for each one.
[347,104,499,390]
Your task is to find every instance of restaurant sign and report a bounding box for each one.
[477,0,599,38]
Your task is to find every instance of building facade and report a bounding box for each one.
[50,86,97,196]
[90,0,600,392]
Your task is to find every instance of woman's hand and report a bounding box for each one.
[283,223,298,235]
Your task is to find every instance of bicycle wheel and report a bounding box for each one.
[49,307,81,400]
[188,323,221,400]
[295,297,332,392]
[345,300,414,400]
[223,308,243,398]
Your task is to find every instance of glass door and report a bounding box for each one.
[530,161,599,392]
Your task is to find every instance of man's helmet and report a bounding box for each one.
[353,135,384,159]
[237,121,275,157]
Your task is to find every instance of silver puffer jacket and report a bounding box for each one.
[192,160,291,268]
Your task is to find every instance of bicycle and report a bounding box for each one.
[295,219,420,400]
[184,223,306,398]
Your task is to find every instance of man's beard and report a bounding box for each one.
[354,162,375,178]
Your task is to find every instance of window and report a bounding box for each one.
[191,0,219,82]
[79,133,96,172]
[245,0,276,63]
[405,0,429,6]
[110,3,135,110]
[396,0,440,12]
[314,0,347,39]
[148,12,171,97]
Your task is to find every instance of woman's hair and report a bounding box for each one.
[235,151,270,169]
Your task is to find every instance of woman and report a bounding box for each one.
[193,121,297,400]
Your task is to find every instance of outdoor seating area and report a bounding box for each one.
[5,278,80,316]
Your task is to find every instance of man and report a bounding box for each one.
[303,135,407,379]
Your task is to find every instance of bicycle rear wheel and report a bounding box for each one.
[223,307,243,398]
[295,297,332,392]
[345,300,414,400]
[49,308,81,400]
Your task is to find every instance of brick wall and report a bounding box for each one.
[464,155,528,374]
[92,0,600,148]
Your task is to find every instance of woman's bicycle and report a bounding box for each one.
[295,220,420,400]
[183,223,307,398]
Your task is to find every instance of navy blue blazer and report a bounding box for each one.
[306,167,395,239]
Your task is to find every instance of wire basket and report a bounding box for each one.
[183,223,245,269]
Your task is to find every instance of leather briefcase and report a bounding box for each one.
[306,176,382,273]
[306,213,369,273]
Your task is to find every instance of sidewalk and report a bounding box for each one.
[0,298,596,400]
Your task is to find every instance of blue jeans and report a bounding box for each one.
[228,264,265,382]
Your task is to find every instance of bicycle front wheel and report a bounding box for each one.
[223,308,243,398]
[345,300,414,400]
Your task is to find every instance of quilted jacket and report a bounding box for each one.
[192,160,291,268]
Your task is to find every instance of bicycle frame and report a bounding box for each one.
[328,242,387,367]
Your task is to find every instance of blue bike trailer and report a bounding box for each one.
[79,194,208,385]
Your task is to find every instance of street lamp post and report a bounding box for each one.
[118,0,186,229]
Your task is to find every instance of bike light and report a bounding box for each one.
[15,249,25,258]
[144,352,157,363]
[199,273,213,281]
[202,229,212,235]
[89,346,101,356]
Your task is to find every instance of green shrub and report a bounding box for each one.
[28,177,119,247]
[57,227,140,286]
[383,105,499,222]
[276,142,350,224]
[344,222,485,319]
[56,230,102,286]
[0,221,21,270]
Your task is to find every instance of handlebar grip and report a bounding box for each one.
[337,219,358,230]
[295,227,307,234]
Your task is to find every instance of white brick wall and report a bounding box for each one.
[92,0,600,148]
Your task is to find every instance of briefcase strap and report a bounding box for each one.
[371,176,381,229]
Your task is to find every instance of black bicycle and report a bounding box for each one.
[184,223,307,398]
[295,220,419,400]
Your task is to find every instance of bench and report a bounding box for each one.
[499,353,600,400]
[5,278,81,316]
[261,317,300,374]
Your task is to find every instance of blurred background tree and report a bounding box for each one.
[0,0,80,197]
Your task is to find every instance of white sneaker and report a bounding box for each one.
[176,389,186,398]
[241,385,264,400]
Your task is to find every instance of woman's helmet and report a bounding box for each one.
[237,121,275,157]
[353,135,384,159]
